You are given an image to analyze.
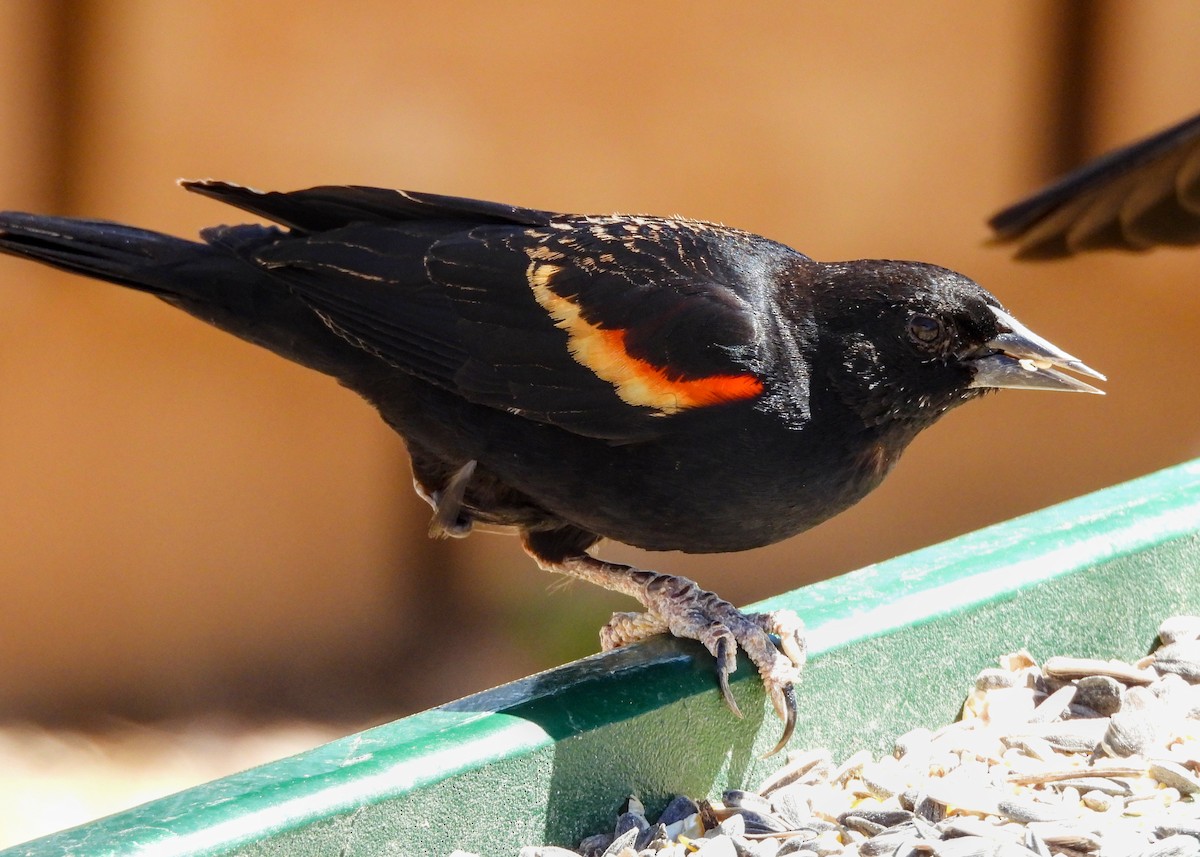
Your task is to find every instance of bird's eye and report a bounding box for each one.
[907,313,945,349]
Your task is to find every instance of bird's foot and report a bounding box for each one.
[603,593,804,755]
[524,541,804,755]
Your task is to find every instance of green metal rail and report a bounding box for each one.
[7,459,1200,856]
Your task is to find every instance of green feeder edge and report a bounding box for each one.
[6,458,1200,856]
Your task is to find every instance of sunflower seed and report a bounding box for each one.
[1042,657,1157,686]
[601,826,638,857]
[1101,709,1165,758]
[658,796,700,827]
[928,835,1001,857]
[1139,835,1200,857]
[776,845,818,857]
[695,835,738,857]
[1148,760,1200,795]
[1073,675,1125,716]
[1152,641,1200,682]
[760,750,835,796]
[1159,617,1200,646]
[577,833,614,857]
[615,811,649,838]
[996,798,1073,824]
[1028,686,1077,724]
[1011,719,1108,753]
[1155,821,1200,841]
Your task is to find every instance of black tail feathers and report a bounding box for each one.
[0,209,370,378]
[0,213,206,297]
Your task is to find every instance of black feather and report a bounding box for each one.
[990,111,1200,258]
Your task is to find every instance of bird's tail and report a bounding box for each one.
[0,213,218,299]
[0,211,373,380]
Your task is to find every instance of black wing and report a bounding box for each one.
[188,182,806,441]
[185,179,556,230]
[989,111,1200,259]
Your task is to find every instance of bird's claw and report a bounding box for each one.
[554,556,806,754]
[748,607,806,753]
[712,635,743,719]
[765,682,798,757]
[601,588,805,753]
[739,609,803,755]
[709,618,799,754]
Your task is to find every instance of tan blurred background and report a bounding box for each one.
[1,0,1198,845]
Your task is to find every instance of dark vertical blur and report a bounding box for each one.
[1041,0,1107,177]
[35,0,87,211]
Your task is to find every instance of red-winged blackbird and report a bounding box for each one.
[0,182,1104,752]
[990,110,1200,258]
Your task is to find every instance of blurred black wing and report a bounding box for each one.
[189,182,804,441]
[989,111,1200,259]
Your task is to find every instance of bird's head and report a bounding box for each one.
[810,260,1104,428]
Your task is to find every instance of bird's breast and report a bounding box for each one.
[498,409,904,554]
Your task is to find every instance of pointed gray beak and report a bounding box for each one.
[967,306,1105,395]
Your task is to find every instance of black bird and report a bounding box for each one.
[0,182,1104,752]
[990,110,1200,258]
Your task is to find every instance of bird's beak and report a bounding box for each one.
[967,306,1105,395]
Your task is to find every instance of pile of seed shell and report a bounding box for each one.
[452,615,1200,857]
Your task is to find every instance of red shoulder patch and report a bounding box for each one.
[527,261,763,414]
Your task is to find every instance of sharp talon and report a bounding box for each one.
[715,637,743,719]
[763,683,797,758]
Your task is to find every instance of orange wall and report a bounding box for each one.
[1,1,1198,723]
